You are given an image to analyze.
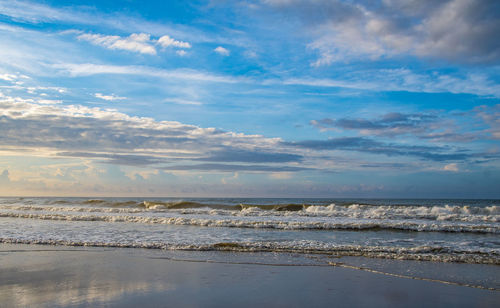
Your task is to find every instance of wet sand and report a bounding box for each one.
[1,243,498,307]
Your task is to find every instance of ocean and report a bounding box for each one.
[0,197,498,265]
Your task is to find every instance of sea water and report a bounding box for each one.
[0,197,498,265]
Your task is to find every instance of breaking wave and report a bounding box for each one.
[0,211,497,233]
[1,202,498,223]
[1,197,498,266]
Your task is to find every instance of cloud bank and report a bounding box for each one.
[0,95,304,172]
[1,92,490,173]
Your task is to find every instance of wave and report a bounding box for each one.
[1,202,498,223]
[75,200,500,222]
[1,211,497,233]
[141,201,238,210]
[1,238,497,265]
[302,204,499,222]
[83,200,142,207]
[141,201,307,211]
[0,205,147,214]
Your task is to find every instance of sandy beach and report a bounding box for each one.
[1,243,498,307]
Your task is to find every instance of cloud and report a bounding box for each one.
[281,69,500,98]
[0,89,496,179]
[164,98,203,106]
[268,172,293,179]
[264,0,500,64]
[475,104,500,139]
[0,92,62,105]
[53,63,500,97]
[359,162,412,169]
[0,73,29,82]
[4,0,498,65]
[0,0,227,51]
[53,63,241,84]
[413,0,500,64]
[310,112,478,142]
[164,163,307,172]
[214,46,230,56]
[57,152,167,167]
[77,32,192,55]
[0,95,309,172]
[443,163,459,172]
[36,99,62,104]
[196,148,303,163]
[95,93,126,101]
[157,35,191,48]
[0,0,90,24]
[78,33,157,55]
[284,137,469,161]
[0,72,66,94]
[312,113,433,132]
[0,169,9,182]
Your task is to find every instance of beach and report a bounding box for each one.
[1,243,499,307]
[1,197,498,307]
[2,0,499,306]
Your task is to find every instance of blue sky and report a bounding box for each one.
[0,0,499,197]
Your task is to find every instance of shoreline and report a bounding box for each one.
[1,243,499,307]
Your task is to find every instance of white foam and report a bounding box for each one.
[0,211,498,233]
[302,204,499,223]
[1,203,498,223]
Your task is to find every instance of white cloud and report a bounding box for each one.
[214,46,230,56]
[77,32,192,55]
[0,0,88,24]
[78,33,157,55]
[0,84,67,95]
[176,50,187,56]
[95,93,126,101]
[0,73,21,81]
[0,72,30,82]
[443,163,459,172]
[53,63,242,84]
[37,99,62,104]
[280,69,500,98]
[0,0,221,49]
[164,98,203,106]
[157,35,191,49]
[0,92,61,105]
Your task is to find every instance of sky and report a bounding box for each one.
[0,0,499,198]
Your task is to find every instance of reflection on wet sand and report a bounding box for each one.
[1,248,172,307]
